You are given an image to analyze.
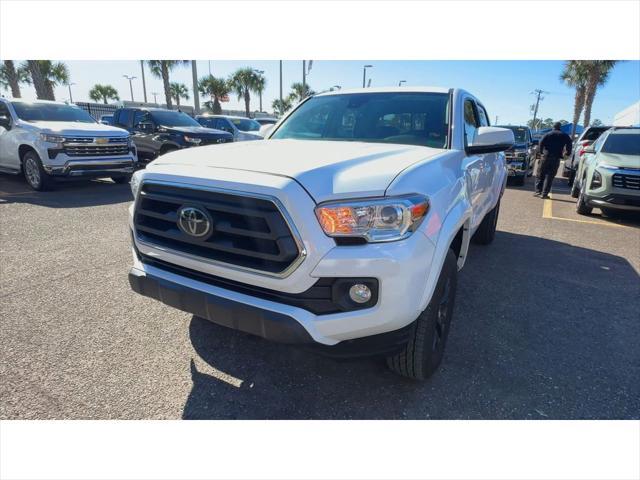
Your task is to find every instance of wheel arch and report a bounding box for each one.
[18,144,39,167]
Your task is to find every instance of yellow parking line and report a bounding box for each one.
[542,192,631,229]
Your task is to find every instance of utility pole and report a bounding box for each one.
[398,80,406,86]
[191,60,200,114]
[279,60,283,112]
[66,82,75,103]
[140,61,147,103]
[123,75,136,102]
[530,89,547,131]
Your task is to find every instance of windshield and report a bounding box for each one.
[11,102,96,123]
[149,110,201,128]
[231,118,260,132]
[582,127,609,142]
[602,133,640,156]
[498,126,528,143]
[271,92,450,148]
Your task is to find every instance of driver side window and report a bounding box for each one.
[464,99,480,146]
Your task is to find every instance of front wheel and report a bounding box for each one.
[576,182,593,215]
[22,150,53,191]
[472,199,500,245]
[570,179,580,198]
[386,249,458,380]
[111,174,132,184]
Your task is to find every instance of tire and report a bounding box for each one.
[472,199,500,245]
[576,182,592,215]
[160,146,178,156]
[111,174,132,184]
[386,249,458,380]
[570,179,580,198]
[22,150,53,191]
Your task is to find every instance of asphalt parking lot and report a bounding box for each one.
[1,172,639,420]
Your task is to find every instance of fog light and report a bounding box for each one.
[349,284,372,304]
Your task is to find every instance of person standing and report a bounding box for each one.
[534,122,573,198]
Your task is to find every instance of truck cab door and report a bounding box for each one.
[462,98,488,231]
[131,111,158,161]
[0,102,19,171]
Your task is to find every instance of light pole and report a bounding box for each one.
[254,69,265,112]
[123,75,136,102]
[398,80,406,87]
[66,82,76,103]
[362,64,373,88]
[140,61,147,103]
[151,92,159,104]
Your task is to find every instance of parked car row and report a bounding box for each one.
[495,125,534,185]
[570,127,640,216]
[0,97,278,190]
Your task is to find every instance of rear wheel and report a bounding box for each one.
[160,146,178,156]
[472,199,500,245]
[386,249,458,380]
[22,150,53,191]
[570,179,580,198]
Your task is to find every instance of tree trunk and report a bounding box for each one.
[3,60,21,98]
[176,97,181,108]
[582,70,599,129]
[571,85,585,138]
[162,62,172,109]
[103,97,108,104]
[244,89,250,117]
[213,97,221,114]
[44,81,55,101]
[27,60,48,100]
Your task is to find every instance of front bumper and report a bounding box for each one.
[44,157,137,178]
[586,194,640,212]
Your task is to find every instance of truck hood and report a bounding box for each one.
[597,152,640,170]
[161,125,230,137]
[148,139,445,202]
[22,120,129,137]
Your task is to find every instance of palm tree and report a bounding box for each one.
[169,82,189,108]
[560,60,589,138]
[20,60,69,100]
[147,60,189,109]
[582,60,617,129]
[272,97,292,116]
[228,67,261,117]
[89,84,119,104]
[0,60,26,98]
[255,74,266,112]
[198,75,229,114]
[288,82,315,104]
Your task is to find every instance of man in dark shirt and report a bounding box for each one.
[535,122,573,198]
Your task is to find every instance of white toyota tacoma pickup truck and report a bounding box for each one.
[128,87,514,380]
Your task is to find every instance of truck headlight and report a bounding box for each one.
[130,170,143,198]
[184,135,202,144]
[40,133,65,145]
[315,194,429,242]
[590,170,602,189]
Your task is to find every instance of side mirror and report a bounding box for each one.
[467,127,514,154]
[259,124,275,138]
[0,115,11,130]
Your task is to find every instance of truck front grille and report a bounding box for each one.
[62,137,129,157]
[134,183,302,275]
[612,173,640,190]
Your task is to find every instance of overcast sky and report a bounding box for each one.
[3,60,638,125]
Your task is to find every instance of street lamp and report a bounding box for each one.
[151,92,159,104]
[254,69,265,112]
[398,80,406,87]
[123,75,136,102]
[66,82,76,103]
[362,65,373,88]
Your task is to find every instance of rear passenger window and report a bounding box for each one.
[464,100,480,145]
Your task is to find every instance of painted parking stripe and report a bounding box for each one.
[542,193,632,229]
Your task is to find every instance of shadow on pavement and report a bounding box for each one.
[183,231,640,420]
[0,173,132,208]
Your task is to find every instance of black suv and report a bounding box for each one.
[495,125,534,186]
[112,107,233,164]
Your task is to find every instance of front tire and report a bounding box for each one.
[22,150,53,191]
[570,179,580,198]
[386,249,458,380]
[472,199,500,245]
[111,174,132,184]
[576,182,593,215]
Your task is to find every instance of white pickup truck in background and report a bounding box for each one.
[128,87,514,380]
[0,99,136,190]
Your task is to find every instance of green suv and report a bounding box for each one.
[572,127,640,216]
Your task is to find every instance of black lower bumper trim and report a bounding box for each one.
[129,268,314,344]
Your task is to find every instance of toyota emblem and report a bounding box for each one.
[177,206,212,238]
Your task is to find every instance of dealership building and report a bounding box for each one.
[613,101,640,127]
